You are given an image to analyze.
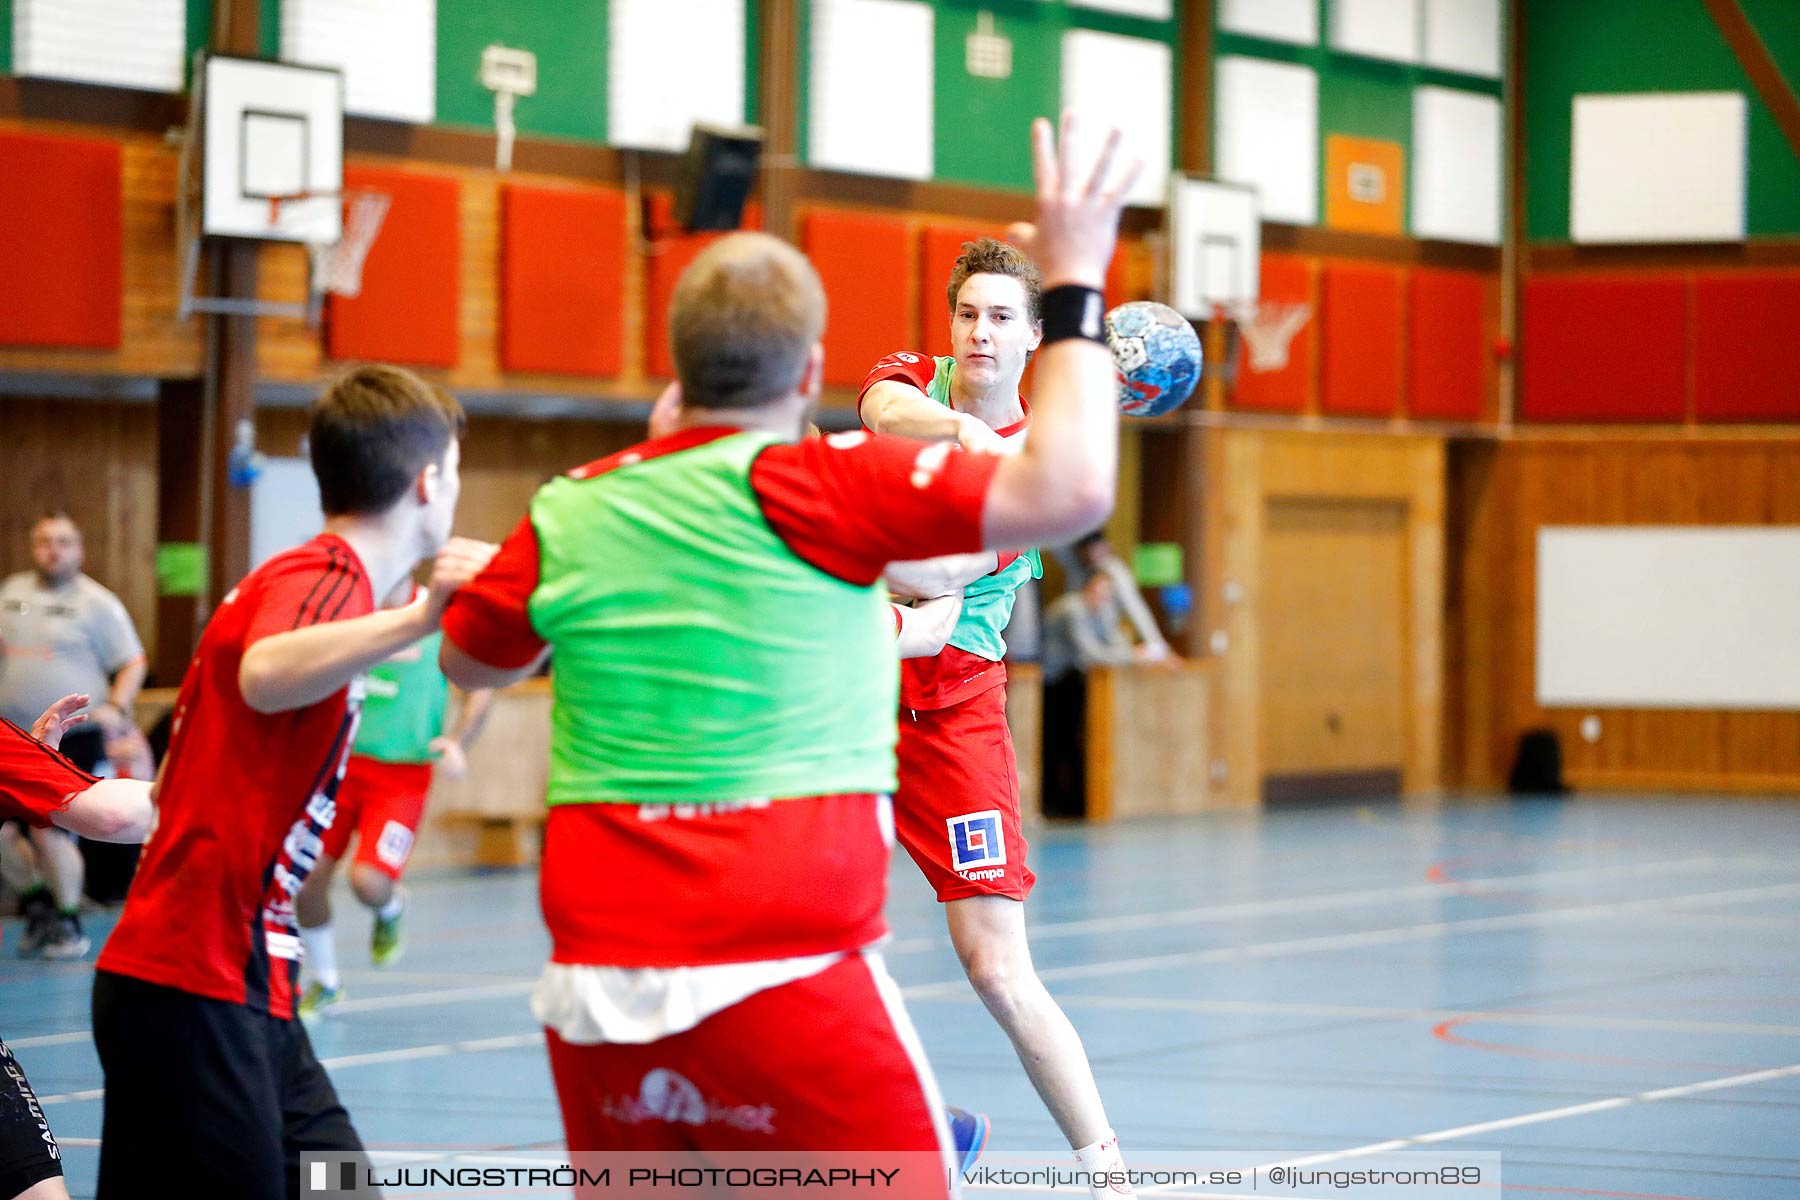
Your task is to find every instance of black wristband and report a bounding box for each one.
[1039,285,1107,346]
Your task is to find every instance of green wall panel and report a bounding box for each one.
[1523,0,1800,240]
[1216,8,1502,236]
[435,0,609,141]
[1,0,12,74]
[933,2,1059,191]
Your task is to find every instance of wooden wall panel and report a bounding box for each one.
[0,398,160,671]
[0,125,201,378]
[1216,429,1444,807]
[1447,438,1800,792]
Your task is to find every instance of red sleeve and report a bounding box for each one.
[857,350,936,426]
[245,540,371,647]
[441,516,547,669]
[749,431,1000,586]
[0,719,96,827]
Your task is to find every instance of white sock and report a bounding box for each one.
[1074,1131,1133,1199]
[301,922,340,990]
[376,887,406,921]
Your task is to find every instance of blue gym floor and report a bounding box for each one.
[5,794,1799,1199]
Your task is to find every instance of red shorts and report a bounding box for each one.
[319,756,431,881]
[546,953,952,1170]
[893,682,1035,903]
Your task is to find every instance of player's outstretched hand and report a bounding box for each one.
[428,735,469,780]
[31,693,90,751]
[956,413,1010,454]
[424,538,500,622]
[1029,112,1142,291]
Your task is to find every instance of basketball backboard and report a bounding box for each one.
[199,54,345,243]
[1168,174,1260,320]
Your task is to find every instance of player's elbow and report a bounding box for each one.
[1043,476,1116,543]
[58,781,153,843]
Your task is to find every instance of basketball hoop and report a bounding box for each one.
[1222,299,1311,373]
[267,187,391,301]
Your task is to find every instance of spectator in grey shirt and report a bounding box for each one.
[0,512,147,959]
[1040,571,1148,817]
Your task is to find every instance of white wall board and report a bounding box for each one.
[1571,91,1746,244]
[251,458,326,571]
[1218,0,1318,46]
[808,0,933,181]
[15,0,186,92]
[1061,30,1172,207]
[1330,0,1419,63]
[1216,55,1318,226]
[1412,85,1501,245]
[609,0,746,151]
[1536,527,1800,710]
[1422,0,1501,78]
[283,0,436,125]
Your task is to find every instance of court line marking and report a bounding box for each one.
[900,880,1800,997]
[17,876,1800,1055]
[1260,1061,1800,1170]
[881,854,1787,954]
[1034,994,1800,1039]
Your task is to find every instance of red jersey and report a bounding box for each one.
[0,717,96,828]
[97,534,373,1019]
[860,351,1030,711]
[444,426,1000,966]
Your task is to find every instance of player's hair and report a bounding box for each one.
[670,233,827,410]
[309,364,466,516]
[33,510,76,529]
[946,237,1042,323]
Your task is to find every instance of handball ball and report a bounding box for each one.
[1106,301,1202,418]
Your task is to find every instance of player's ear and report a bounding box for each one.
[798,343,825,400]
[1029,319,1044,354]
[415,460,440,506]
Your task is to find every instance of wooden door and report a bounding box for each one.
[1260,497,1409,802]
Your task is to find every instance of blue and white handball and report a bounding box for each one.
[1106,301,1202,418]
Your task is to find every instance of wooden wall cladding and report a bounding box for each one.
[0,123,200,377]
[1320,262,1404,418]
[0,129,122,350]
[0,398,160,668]
[803,208,918,388]
[1446,438,1800,793]
[500,181,628,377]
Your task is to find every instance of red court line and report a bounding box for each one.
[1430,1015,1757,1074]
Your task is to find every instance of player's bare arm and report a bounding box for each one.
[895,592,965,659]
[240,537,497,714]
[26,694,155,842]
[980,116,1140,550]
[863,379,1002,451]
[885,551,1000,601]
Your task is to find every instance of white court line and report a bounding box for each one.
[900,880,1800,997]
[325,979,536,1015]
[1247,1061,1800,1175]
[1042,993,1800,1038]
[35,1032,547,1106]
[4,1030,93,1050]
[882,853,1782,954]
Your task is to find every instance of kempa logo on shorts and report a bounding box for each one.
[602,1067,778,1135]
[375,820,414,869]
[947,810,1006,873]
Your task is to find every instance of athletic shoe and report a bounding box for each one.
[946,1106,990,1173]
[299,982,346,1023]
[40,913,91,960]
[370,887,407,968]
[14,892,55,958]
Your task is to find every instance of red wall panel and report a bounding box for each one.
[1693,272,1800,422]
[1321,262,1404,418]
[1521,276,1687,422]
[804,209,916,388]
[0,131,122,349]
[499,182,627,377]
[1408,268,1488,421]
[327,167,461,368]
[918,222,1007,358]
[1230,254,1314,413]
[643,195,761,380]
